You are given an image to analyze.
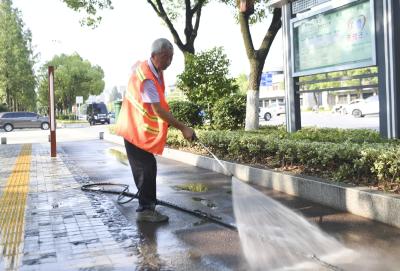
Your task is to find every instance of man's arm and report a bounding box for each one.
[151,102,194,141]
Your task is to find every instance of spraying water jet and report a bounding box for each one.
[193,136,349,271]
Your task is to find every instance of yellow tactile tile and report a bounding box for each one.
[0,144,32,270]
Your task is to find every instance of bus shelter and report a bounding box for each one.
[268,0,400,139]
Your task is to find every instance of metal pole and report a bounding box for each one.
[48,66,57,157]
[282,3,301,132]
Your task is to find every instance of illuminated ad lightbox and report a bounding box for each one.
[291,0,376,77]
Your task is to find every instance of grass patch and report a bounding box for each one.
[173,183,208,192]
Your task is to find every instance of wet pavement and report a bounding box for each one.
[1,134,400,270]
[61,141,245,271]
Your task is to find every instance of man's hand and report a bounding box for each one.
[181,126,195,142]
[151,103,195,142]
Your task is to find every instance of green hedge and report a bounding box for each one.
[166,127,400,189]
[57,114,77,120]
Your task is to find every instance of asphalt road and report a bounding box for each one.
[260,111,380,130]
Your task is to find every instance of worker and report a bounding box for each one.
[116,38,195,222]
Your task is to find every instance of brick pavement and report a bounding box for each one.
[0,144,142,271]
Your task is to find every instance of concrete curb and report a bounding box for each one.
[104,132,400,229]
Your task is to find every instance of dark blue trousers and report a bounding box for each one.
[124,139,157,211]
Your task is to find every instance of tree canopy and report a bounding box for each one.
[0,0,36,112]
[37,53,105,114]
[63,0,113,28]
[176,47,238,122]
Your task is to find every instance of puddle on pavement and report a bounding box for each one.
[172,183,208,192]
[107,148,129,166]
[192,197,217,209]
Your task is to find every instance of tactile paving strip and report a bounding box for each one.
[0,144,32,270]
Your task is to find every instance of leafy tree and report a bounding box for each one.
[62,0,209,62]
[221,0,282,130]
[37,53,105,114]
[176,47,238,123]
[109,86,122,102]
[62,0,113,28]
[0,0,36,111]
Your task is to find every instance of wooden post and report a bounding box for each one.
[48,66,57,157]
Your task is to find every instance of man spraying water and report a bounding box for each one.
[115,38,195,223]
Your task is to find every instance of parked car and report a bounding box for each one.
[341,99,362,115]
[0,112,49,132]
[259,103,286,121]
[343,95,379,118]
[86,102,110,125]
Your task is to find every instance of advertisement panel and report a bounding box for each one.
[291,0,375,76]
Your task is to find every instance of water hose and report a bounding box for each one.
[81,182,236,230]
[196,141,233,177]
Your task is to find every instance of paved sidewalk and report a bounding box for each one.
[0,144,138,271]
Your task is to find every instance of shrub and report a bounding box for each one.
[212,94,246,130]
[289,127,385,143]
[57,114,76,120]
[168,100,203,127]
[371,147,400,184]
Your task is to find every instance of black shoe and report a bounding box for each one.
[136,209,169,223]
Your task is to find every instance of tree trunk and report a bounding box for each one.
[239,8,282,131]
[146,0,204,67]
[5,87,10,109]
[245,60,263,130]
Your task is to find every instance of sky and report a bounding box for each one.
[12,0,283,92]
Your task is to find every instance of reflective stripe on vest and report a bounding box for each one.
[136,67,146,82]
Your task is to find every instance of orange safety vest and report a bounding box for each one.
[116,60,169,155]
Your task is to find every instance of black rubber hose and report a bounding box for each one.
[81,183,237,231]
